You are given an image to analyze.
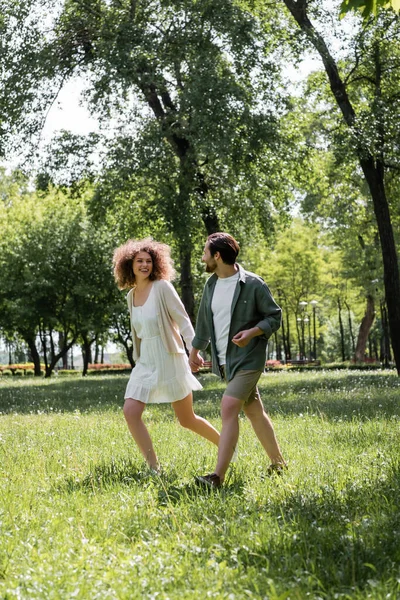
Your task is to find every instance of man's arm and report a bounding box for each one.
[232,279,281,347]
[254,280,282,339]
[231,326,264,347]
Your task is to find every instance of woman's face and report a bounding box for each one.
[132,251,153,282]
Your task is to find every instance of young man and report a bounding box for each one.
[189,232,286,488]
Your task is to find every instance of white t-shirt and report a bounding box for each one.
[211,272,239,365]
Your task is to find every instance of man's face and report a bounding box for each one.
[202,243,218,273]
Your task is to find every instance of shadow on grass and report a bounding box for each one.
[0,375,221,419]
[58,455,245,501]
[59,457,143,493]
[0,376,128,415]
[0,372,399,421]
[58,457,186,494]
[157,475,245,506]
[258,370,400,420]
[238,461,400,595]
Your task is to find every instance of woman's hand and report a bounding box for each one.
[189,349,204,372]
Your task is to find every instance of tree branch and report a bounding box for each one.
[282,0,356,127]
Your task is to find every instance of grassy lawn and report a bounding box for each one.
[1,370,400,599]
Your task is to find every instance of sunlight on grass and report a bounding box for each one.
[1,370,400,599]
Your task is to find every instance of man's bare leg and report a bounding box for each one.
[214,394,243,482]
[243,393,285,465]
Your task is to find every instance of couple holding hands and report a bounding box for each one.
[113,232,286,488]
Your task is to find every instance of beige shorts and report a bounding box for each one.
[221,368,262,405]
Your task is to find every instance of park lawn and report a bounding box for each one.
[0,371,400,599]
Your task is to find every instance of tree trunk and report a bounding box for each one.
[59,331,68,369]
[125,343,134,368]
[355,295,375,362]
[338,298,346,362]
[114,319,135,368]
[280,315,287,360]
[380,301,391,368]
[42,327,76,378]
[94,340,99,364]
[179,245,195,323]
[282,0,400,375]
[344,301,356,358]
[286,310,291,360]
[81,335,92,376]
[277,290,289,360]
[25,335,42,376]
[40,326,49,375]
[360,158,400,370]
[295,314,302,359]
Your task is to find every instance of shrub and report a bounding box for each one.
[88,363,131,371]
[14,369,25,376]
[58,370,81,377]
[87,368,131,376]
[1,369,12,377]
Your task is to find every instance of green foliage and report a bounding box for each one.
[1,0,296,257]
[340,0,400,20]
[0,176,121,376]
[57,369,81,377]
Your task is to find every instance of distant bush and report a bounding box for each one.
[1,369,12,377]
[14,369,25,376]
[25,369,35,377]
[263,360,393,372]
[322,362,388,371]
[88,363,131,371]
[58,370,80,377]
[0,363,45,375]
[87,368,131,376]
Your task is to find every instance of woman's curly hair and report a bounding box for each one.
[113,238,176,289]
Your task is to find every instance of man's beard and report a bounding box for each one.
[205,260,217,273]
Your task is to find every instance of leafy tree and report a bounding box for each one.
[1,0,295,318]
[243,220,324,361]
[0,180,118,376]
[340,0,400,21]
[276,1,400,373]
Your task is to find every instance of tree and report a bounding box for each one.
[277,1,400,373]
[0,180,119,376]
[340,0,400,20]
[1,0,295,317]
[243,220,323,361]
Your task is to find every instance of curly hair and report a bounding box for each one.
[113,238,176,289]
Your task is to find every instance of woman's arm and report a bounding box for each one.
[161,280,195,352]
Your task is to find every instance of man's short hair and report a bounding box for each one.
[207,232,240,265]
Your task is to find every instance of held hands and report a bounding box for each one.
[189,349,204,372]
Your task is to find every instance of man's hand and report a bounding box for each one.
[189,348,204,372]
[232,327,263,348]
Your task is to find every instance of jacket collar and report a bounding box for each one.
[206,263,245,287]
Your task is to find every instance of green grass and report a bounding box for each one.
[1,370,400,599]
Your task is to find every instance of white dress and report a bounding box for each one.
[124,285,202,404]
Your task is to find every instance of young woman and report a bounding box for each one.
[113,238,220,472]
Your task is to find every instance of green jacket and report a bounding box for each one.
[192,264,282,381]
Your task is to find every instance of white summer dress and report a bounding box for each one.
[124,285,202,404]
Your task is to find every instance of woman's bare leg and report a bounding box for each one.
[173,393,220,446]
[123,398,159,469]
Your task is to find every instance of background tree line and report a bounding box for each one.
[0,170,393,375]
[0,0,399,374]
